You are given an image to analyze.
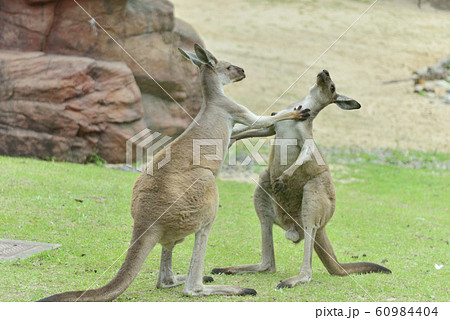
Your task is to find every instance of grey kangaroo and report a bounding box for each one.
[38,44,310,301]
[212,70,391,288]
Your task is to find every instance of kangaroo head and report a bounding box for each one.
[178,44,245,85]
[306,70,361,116]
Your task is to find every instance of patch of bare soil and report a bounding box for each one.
[172,0,450,152]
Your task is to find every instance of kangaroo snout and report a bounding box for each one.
[230,65,245,82]
[317,70,330,81]
[237,67,245,79]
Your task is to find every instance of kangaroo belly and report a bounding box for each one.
[273,189,304,233]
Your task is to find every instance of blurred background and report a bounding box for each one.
[0,0,449,164]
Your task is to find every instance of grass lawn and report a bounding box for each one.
[0,155,448,301]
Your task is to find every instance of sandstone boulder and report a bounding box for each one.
[0,50,146,163]
[0,0,203,135]
[0,0,204,162]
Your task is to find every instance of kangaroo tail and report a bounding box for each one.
[38,226,161,302]
[314,227,391,277]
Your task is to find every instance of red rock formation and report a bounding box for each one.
[0,0,203,162]
[0,51,146,163]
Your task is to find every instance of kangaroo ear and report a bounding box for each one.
[178,48,203,67]
[194,43,217,67]
[203,48,218,66]
[334,94,361,110]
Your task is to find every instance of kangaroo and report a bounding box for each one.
[38,44,309,301]
[212,70,391,289]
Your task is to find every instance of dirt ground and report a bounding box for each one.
[171,0,450,152]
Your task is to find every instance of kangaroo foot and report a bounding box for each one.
[158,275,214,289]
[276,272,312,289]
[182,284,257,297]
[212,263,275,275]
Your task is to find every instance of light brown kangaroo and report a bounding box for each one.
[212,70,391,288]
[38,44,309,301]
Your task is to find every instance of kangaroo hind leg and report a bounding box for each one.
[182,223,256,296]
[212,170,276,275]
[157,245,213,289]
[277,224,317,289]
[277,179,327,289]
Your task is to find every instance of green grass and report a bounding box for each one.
[0,156,448,301]
[320,147,450,170]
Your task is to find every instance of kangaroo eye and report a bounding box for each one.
[330,85,335,93]
[227,66,232,70]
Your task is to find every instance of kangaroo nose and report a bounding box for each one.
[323,70,329,77]
[240,68,245,73]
